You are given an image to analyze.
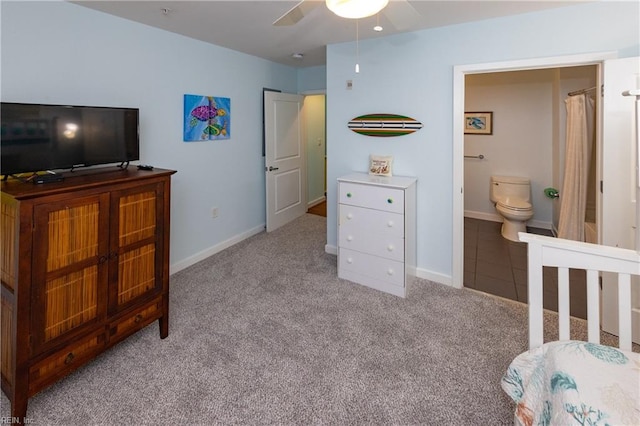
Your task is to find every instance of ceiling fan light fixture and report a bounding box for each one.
[326,0,389,19]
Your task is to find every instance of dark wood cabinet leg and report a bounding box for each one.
[11,392,28,424]
[159,314,169,339]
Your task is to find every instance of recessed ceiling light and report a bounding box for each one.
[292,53,304,59]
[373,25,383,32]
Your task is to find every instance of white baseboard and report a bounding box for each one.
[415,267,454,287]
[170,224,265,275]
[464,210,502,223]
[307,196,326,209]
[464,209,551,230]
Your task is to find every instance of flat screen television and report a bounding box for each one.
[1,102,139,176]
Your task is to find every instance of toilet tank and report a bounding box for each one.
[490,175,531,203]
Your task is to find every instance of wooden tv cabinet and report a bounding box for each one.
[1,167,176,421]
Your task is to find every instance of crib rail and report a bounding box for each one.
[519,232,640,351]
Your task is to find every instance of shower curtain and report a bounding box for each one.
[558,93,595,241]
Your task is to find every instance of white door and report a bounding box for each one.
[601,56,640,343]
[264,91,306,232]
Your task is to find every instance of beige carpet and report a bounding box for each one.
[1,214,616,425]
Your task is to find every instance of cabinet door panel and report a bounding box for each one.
[117,243,156,305]
[32,195,109,352]
[110,183,164,311]
[118,190,157,246]
[44,266,99,342]
[45,202,100,270]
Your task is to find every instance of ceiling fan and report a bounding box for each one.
[273,0,421,31]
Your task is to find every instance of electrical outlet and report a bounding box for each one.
[211,207,219,218]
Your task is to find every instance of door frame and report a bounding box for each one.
[300,90,327,210]
[452,51,617,289]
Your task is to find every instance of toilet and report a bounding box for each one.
[490,175,534,242]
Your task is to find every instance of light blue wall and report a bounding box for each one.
[326,1,639,282]
[1,1,299,269]
[298,66,327,93]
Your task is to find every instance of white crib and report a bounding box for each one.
[519,232,640,350]
[501,233,640,425]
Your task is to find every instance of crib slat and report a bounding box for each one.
[527,240,544,350]
[558,267,570,341]
[618,273,632,351]
[586,269,600,344]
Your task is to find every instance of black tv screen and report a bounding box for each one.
[1,102,139,175]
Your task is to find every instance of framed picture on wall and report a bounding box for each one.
[464,112,493,135]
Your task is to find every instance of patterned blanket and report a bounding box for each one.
[501,341,640,426]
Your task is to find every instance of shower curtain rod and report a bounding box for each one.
[568,86,597,96]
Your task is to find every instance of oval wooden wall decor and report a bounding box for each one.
[348,113,423,137]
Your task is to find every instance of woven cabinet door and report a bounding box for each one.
[108,182,164,313]
[31,193,110,355]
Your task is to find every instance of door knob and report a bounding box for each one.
[268,166,279,171]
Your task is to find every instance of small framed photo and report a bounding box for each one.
[369,155,393,177]
[464,112,493,135]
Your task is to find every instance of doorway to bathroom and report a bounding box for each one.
[461,66,598,318]
[454,54,640,341]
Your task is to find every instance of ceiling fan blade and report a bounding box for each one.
[273,1,321,26]
[384,0,421,31]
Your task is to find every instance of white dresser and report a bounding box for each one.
[337,173,417,297]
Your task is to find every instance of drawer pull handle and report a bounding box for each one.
[387,269,394,276]
[346,192,352,198]
[346,213,353,220]
[346,236,353,242]
[387,245,394,252]
[387,198,393,204]
[387,221,394,227]
[64,352,75,365]
[134,314,144,323]
[347,257,353,264]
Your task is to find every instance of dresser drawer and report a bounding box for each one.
[339,227,404,262]
[339,182,404,213]
[339,204,404,237]
[29,330,106,393]
[109,300,162,344]
[338,248,405,287]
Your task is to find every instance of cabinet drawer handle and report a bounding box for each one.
[98,255,108,264]
[387,220,394,227]
[387,245,394,252]
[346,236,353,242]
[387,269,394,276]
[64,352,75,365]
[347,257,353,264]
[346,192,352,198]
[134,313,144,323]
[109,252,119,260]
[387,198,393,204]
[346,213,353,220]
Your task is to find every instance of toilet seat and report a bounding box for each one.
[497,198,532,211]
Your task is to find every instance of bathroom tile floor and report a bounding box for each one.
[464,217,587,320]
